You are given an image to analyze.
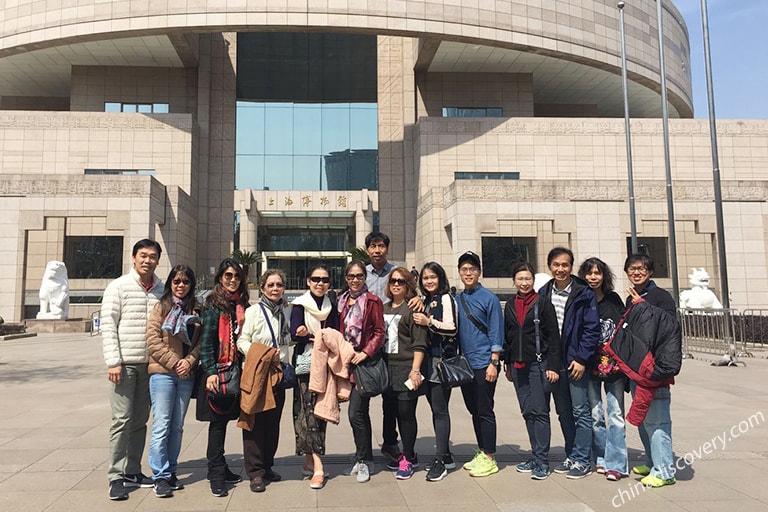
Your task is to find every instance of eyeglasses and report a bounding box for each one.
[265,282,285,289]
[346,273,365,281]
[223,272,240,280]
[171,279,190,285]
[309,276,330,284]
[627,266,649,275]
[389,278,407,286]
[459,266,478,275]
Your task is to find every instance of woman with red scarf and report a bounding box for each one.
[503,262,562,480]
[198,258,248,497]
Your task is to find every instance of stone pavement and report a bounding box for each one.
[1,333,767,512]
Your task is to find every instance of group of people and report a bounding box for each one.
[101,234,681,502]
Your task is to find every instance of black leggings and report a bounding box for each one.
[426,381,453,458]
[382,391,419,458]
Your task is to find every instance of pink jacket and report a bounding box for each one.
[308,328,355,424]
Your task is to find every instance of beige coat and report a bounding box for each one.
[308,328,355,424]
[146,303,201,375]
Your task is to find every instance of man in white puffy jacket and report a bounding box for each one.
[101,239,164,501]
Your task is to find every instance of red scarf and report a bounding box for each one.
[217,292,245,367]
[513,292,538,369]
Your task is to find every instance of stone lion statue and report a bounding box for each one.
[679,267,723,309]
[37,261,70,319]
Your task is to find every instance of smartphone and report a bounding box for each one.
[404,373,423,390]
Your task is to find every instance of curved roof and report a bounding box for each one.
[0,0,693,117]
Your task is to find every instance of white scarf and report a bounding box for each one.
[292,291,332,334]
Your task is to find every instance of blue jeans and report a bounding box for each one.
[568,374,593,465]
[631,382,674,480]
[148,373,195,481]
[512,361,552,468]
[588,378,628,474]
[551,370,575,457]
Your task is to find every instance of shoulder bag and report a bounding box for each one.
[436,343,474,387]
[259,303,297,390]
[353,351,389,398]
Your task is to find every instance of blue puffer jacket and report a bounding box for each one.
[539,275,600,367]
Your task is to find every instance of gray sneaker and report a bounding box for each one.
[553,457,573,474]
[356,462,371,483]
[108,479,127,501]
[346,461,361,476]
[566,462,593,480]
[153,478,174,498]
[515,459,535,473]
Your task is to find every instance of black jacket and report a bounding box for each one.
[503,295,562,372]
[608,300,682,382]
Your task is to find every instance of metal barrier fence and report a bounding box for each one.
[678,308,745,366]
[736,309,768,355]
[678,308,768,365]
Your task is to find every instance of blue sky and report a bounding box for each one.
[674,0,768,119]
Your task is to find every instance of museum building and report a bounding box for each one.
[1,1,767,322]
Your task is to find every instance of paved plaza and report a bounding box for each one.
[1,333,767,512]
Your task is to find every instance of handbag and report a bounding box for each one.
[259,303,297,390]
[436,349,474,387]
[215,361,241,397]
[352,352,389,398]
[294,344,312,375]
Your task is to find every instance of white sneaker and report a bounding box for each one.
[356,462,370,483]
[346,461,361,476]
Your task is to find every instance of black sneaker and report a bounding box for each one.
[153,478,173,498]
[566,462,593,480]
[426,459,447,482]
[381,443,401,461]
[108,479,127,501]
[122,473,153,488]
[553,458,573,474]
[224,468,243,484]
[263,469,282,482]
[168,473,184,490]
[210,481,228,497]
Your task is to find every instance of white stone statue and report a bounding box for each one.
[533,272,552,293]
[37,261,70,319]
[679,267,723,309]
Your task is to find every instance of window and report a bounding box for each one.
[64,236,123,279]
[454,171,519,180]
[626,237,670,278]
[481,237,537,278]
[104,102,169,113]
[442,107,503,118]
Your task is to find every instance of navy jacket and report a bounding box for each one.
[539,275,600,367]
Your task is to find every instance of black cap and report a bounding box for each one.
[458,251,481,270]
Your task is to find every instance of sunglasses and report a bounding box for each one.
[171,279,190,285]
[389,278,407,286]
[223,272,240,280]
[346,273,365,281]
[309,276,331,284]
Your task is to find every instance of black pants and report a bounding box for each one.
[206,415,230,481]
[512,361,552,467]
[551,369,575,458]
[426,380,453,459]
[460,368,497,454]
[242,387,285,480]
[382,392,399,447]
[382,390,419,458]
[348,388,373,462]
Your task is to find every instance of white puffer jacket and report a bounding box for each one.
[101,268,164,367]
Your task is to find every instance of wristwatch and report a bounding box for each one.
[490,359,501,370]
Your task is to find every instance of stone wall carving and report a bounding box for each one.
[0,176,153,196]
[417,180,768,216]
[0,112,192,131]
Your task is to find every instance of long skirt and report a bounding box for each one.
[293,376,327,455]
